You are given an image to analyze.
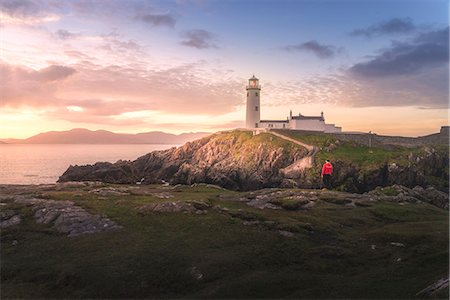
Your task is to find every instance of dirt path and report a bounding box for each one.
[267,130,319,172]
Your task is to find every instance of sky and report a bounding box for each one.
[0,0,448,138]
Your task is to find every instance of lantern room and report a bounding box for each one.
[247,75,260,90]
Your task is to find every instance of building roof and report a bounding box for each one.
[260,120,289,123]
[249,74,259,80]
[291,114,324,121]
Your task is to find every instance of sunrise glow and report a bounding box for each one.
[0,0,448,139]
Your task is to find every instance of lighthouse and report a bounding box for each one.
[245,75,261,128]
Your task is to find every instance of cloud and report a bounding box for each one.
[0,0,60,24]
[0,62,76,107]
[342,27,449,108]
[137,13,176,27]
[180,29,218,49]
[36,65,77,82]
[348,27,448,77]
[350,17,416,37]
[55,29,80,40]
[283,40,341,59]
[0,59,243,126]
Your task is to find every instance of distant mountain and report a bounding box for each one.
[0,128,211,144]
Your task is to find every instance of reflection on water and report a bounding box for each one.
[0,144,176,184]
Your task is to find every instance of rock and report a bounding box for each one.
[243,220,260,226]
[137,201,209,214]
[57,130,448,193]
[420,187,449,210]
[152,192,174,199]
[12,240,18,246]
[390,242,405,247]
[371,245,376,250]
[89,187,130,196]
[278,230,295,237]
[189,200,211,211]
[366,185,448,210]
[58,131,308,191]
[0,209,21,228]
[416,277,449,297]
[247,196,282,210]
[14,198,121,237]
[190,266,203,280]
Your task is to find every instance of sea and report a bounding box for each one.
[0,144,177,185]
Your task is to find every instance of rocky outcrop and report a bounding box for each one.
[416,277,449,297]
[59,131,308,191]
[0,210,21,228]
[59,130,448,193]
[217,184,448,211]
[329,148,449,193]
[14,198,122,237]
[137,200,211,214]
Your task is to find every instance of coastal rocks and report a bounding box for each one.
[58,131,308,191]
[57,130,448,194]
[217,185,447,211]
[59,161,139,184]
[89,186,131,196]
[413,186,449,210]
[416,277,449,297]
[367,185,449,209]
[0,210,21,228]
[14,198,122,237]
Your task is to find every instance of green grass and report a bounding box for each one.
[1,184,448,299]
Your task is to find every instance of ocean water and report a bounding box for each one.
[0,144,176,185]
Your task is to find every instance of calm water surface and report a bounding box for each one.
[0,144,176,184]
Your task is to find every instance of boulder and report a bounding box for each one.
[14,198,122,237]
[0,210,21,228]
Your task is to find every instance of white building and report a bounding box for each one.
[245,75,342,133]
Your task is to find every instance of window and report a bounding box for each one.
[247,92,249,97]
[255,92,258,96]
[283,124,286,128]
[255,106,258,111]
[255,123,258,128]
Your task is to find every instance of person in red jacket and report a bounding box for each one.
[321,159,333,190]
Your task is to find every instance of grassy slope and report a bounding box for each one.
[275,130,449,189]
[1,184,448,299]
[274,130,424,168]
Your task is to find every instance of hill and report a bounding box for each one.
[0,128,210,144]
[59,129,449,192]
[1,182,448,298]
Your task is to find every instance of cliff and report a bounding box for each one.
[59,131,308,190]
[59,129,449,192]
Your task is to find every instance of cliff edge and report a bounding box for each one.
[59,129,449,192]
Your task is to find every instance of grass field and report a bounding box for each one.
[1,183,448,299]
[274,129,427,168]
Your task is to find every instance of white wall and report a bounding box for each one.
[324,124,342,133]
[289,119,325,131]
[245,89,260,128]
[259,122,288,129]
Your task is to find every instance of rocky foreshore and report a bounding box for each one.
[1,182,447,235]
[1,181,448,299]
[0,184,122,236]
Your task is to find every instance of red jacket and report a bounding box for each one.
[321,162,333,176]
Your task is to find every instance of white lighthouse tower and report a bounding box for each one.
[245,75,261,128]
